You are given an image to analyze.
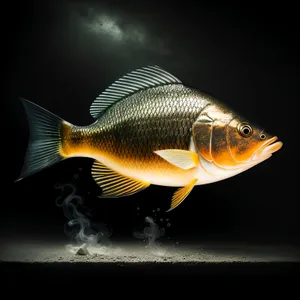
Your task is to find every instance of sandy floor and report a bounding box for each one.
[1,239,299,263]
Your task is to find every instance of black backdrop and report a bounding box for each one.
[4,0,299,245]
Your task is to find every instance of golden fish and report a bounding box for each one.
[17,66,283,211]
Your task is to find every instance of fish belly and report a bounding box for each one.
[78,150,199,187]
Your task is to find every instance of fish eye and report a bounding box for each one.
[260,133,266,140]
[237,122,253,138]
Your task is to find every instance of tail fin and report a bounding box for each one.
[16,98,68,181]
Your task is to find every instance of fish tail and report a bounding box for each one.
[16,98,73,181]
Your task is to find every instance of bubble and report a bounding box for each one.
[74,174,79,179]
[167,223,171,227]
[157,208,160,211]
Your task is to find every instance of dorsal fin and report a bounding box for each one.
[89,65,182,119]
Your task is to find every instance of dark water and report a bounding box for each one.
[3,0,300,280]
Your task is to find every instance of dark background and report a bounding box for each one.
[3,0,299,245]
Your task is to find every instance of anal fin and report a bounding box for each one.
[91,161,150,198]
[167,178,198,212]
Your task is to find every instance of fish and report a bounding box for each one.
[16,65,283,212]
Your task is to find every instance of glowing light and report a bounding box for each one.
[73,7,170,54]
[85,14,146,44]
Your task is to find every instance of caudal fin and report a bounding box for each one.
[16,98,69,181]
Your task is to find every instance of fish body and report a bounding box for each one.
[62,84,208,187]
[17,66,283,211]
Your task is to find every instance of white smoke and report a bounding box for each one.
[55,183,120,255]
[134,216,167,256]
[54,179,171,258]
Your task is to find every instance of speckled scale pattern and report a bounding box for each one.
[71,84,209,173]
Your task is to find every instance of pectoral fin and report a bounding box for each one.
[91,161,150,198]
[167,178,198,212]
[154,149,199,170]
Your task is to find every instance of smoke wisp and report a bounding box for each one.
[55,183,120,255]
[134,216,167,256]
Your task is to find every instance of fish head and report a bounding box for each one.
[192,103,283,170]
[227,116,283,166]
[227,117,283,164]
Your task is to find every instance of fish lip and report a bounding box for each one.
[251,136,283,161]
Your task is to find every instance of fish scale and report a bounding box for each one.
[68,84,207,173]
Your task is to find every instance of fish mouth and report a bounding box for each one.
[251,136,283,161]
